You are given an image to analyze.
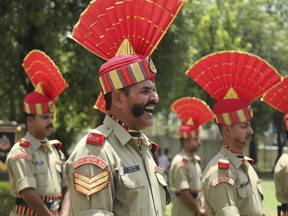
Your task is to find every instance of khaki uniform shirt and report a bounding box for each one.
[274,153,288,204]
[202,146,264,216]
[169,150,203,216]
[65,115,167,216]
[6,132,66,215]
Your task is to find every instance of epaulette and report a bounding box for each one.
[218,159,229,170]
[244,156,254,165]
[151,143,158,152]
[182,155,189,163]
[86,132,105,146]
[49,140,62,149]
[194,155,202,162]
[19,139,30,148]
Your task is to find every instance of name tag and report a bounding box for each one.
[240,181,249,188]
[123,165,140,174]
[34,160,44,165]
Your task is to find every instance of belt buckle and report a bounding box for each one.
[50,199,60,211]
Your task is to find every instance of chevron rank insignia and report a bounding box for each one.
[19,139,30,148]
[73,171,110,196]
[86,133,105,146]
[73,155,107,169]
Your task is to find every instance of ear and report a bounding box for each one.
[26,116,34,127]
[223,125,232,137]
[111,89,125,109]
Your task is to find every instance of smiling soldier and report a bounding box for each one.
[64,0,184,215]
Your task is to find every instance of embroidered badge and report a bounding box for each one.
[218,159,229,170]
[86,133,105,146]
[73,155,108,169]
[178,165,189,170]
[123,165,140,174]
[212,177,235,187]
[148,58,157,73]
[13,153,31,161]
[19,139,30,148]
[73,170,110,196]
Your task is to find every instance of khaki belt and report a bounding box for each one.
[12,194,62,216]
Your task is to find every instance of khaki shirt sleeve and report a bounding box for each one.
[65,140,115,216]
[6,148,36,194]
[202,168,240,216]
[173,161,190,191]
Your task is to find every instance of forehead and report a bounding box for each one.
[36,113,54,118]
[129,79,155,90]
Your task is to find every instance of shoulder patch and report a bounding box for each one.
[218,159,229,170]
[178,165,189,170]
[86,133,105,146]
[73,155,108,169]
[212,177,235,187]
[182,155,189,163]
[19,139,30,148]
[13,153,31,161]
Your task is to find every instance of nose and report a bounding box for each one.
[248,126,254,135]
[151,90,159,103]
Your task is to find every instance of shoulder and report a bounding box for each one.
[194,154,202,163]
[203,155,236,187]
[6,138,32,162]
[67,125,113,161]
[49,139,63,149]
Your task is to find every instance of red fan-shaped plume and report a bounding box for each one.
[93,93,107,114]
[171,97,214,127]
[72,0,184,60]
[22,50,68,100]
[261,76,288,113]
[185,51,281,103]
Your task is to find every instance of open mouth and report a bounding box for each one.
[144,105,155,113]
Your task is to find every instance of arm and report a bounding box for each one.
[178,189,206,216]
[203,178,240,216]
[21,188,52,216]
[60,187,70,216]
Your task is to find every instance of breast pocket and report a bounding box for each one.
[120,168,146,210]
[236,177,253,199]
[33,159,48,189]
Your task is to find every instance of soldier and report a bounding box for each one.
[169,97,213,216]
[186,50,281,215]
[64,0,184,215]
[261,76,288,215]
[6,50,69,216]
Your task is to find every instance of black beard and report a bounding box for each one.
[46,124,54,129]
[132,101,157,117]
[132,103,145,117]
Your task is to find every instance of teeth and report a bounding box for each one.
[144,106,154,110]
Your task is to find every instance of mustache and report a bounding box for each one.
[132,101,157,117]
[46,124,54,129]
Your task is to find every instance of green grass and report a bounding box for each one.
[165,177,278,216]
[0,178,279,216]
